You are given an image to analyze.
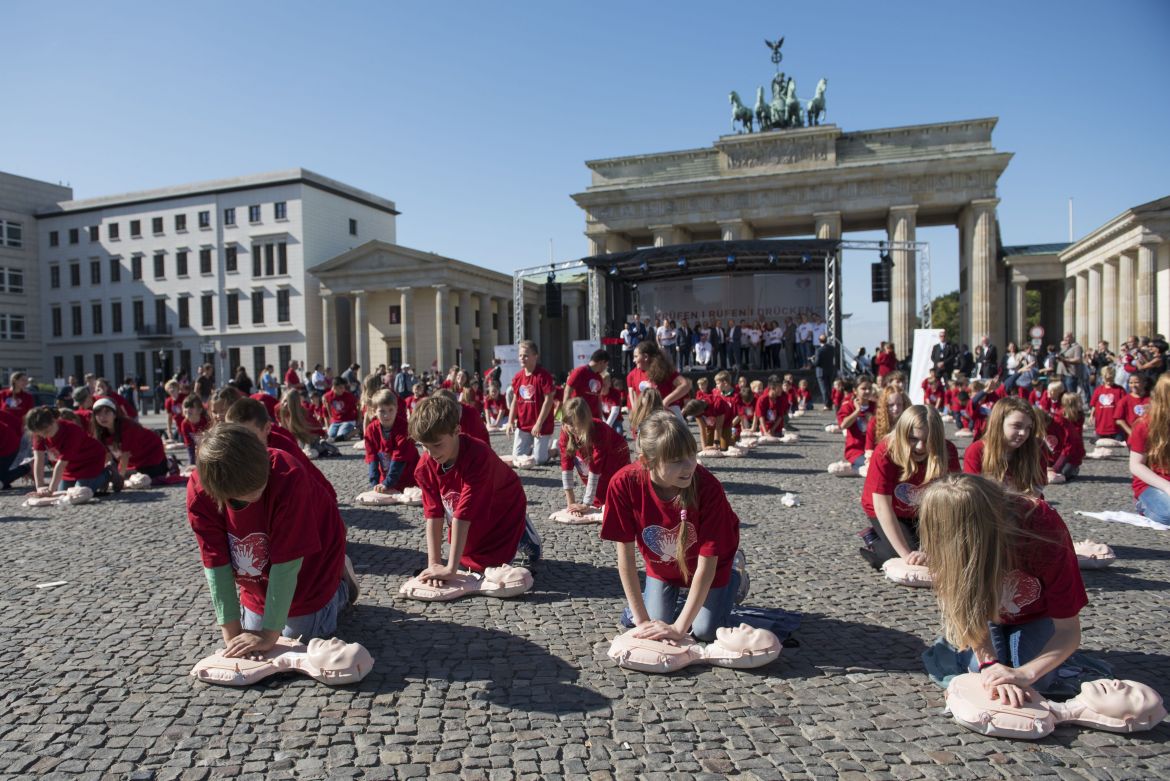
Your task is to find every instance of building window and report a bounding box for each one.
[130,220,141,238]
[198,211,210,229]
[92,303,103,335]
[1,267,24,293]
[226,292,239,326]
[109,257,122,283]
[49,230,59,247]
[225,245,238,273]
[50,264,60,289]
[274,201,287,220]
[349,218,357,236]
[154,252,165,280]
[1,220,22,248]
[51,306,62,338]
[70,262,81,287]
[90,260,101,285]
[251,290,264,324]
[113,354,124,383]
[201,294,214,327]
[248,205,261,223]
[178,297,189,328]
[277,289,290,322]
[69,227,79,245]
[111,301,122,333]
[278,345,291,373]
[199,248,212,275]
[131,255,143,280]
[108,222,120,240]
[151,217,164,235]
[224,207,236,226]
[176,250,188,277]
[88,225,99,242]
[134,352,146,384]
[264,244,275,276]
[132,300,145,330]
[54,356,64,379]
[93,353,105,378]
[251,246,261,277]
[74,355,85,382]
[228,347,241,374]
[0,315,26,340]
[178,350,190,379]
[253,346,265,379]
[175,214,187,232]
[155,298,168,331]
[71,305,82,336]
[278,242,288,275]
[389,305,401,325]
[454,306,460,325]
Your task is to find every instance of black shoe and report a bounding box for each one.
[859,546,881,570]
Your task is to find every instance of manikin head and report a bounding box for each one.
[1071,679,1166,730]
[713,624,777,654]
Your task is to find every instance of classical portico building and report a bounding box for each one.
[311,241,515,375]
[1059,195,1170,348]
[572,119,1013,350]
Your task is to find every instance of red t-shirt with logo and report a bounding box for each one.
[755,394,788,435]
[164,394,188,428]
[187,448,346,618]
[600,388,624,425]
[601,463,739,589]
[32,418,107,481]
[703,393,734,430]
[459,402,491,446]
[363,416,419,490]
[323,389,358,424]
[1127,417,1170,500]
[267,424,336,500]
[962,438,986,475]
[795,388,811,410]
[0,407,24,456]
[1090,383,1124,436]
[566,365,604,419]
[179,415,211,450]
[484,394,508,423]
[862,438,960,519]
[626,368,683,408]
[559,419,631,507]
[0,389,36,417]
[284,368,301,388]
[837,398,872,463]
[735,395,756,428]
[997,500,1087,626]
[511,366,556,435]
[414,434,527,571]
[1117,394,1150,431]
[98,420,165,471]
[404,394,424,417]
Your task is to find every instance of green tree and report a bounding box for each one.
[931,290,959,336]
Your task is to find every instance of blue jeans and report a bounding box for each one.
[1136,486,1170,524]
[967,616,1059,692]
[61,468,112,493]
[641,571,739,642]
[241,579,349,640]
[328,421,356,440]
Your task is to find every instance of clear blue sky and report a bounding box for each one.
[4,0,1168,351]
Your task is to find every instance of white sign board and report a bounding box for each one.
[636,272,825,324]
[908,328,945,405]
[494,344,520,391]
[572,340,601,369]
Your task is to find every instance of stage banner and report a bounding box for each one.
[908,328,944,405]
[494,344,521,392]
[636,272,825,325]
[572,340,601,369]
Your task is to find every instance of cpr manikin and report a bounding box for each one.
[190,636,375,687]
[881,557,933,588]
[549,507,603,524]
[354,486,423,506]
[606,623,781,673]
[398,564,533,601]
[1073,539,1117,569]
[946,673,1165,739]
[22,486,96,507]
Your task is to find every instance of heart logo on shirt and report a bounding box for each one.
[441,490,459,519]
[588,379,601,393]
[642,522,697,562]
[639,380,653,392]
[703,417,715,427]
[229,532,270,578]
[1134,404,1146,417]
[1099,393,1114,406]
[999,570,1041,616]
[766,411,775,421]
[893,482,923,507]
[332,400,344,411]
[519,385,534,400]
[1045,434,1058,452]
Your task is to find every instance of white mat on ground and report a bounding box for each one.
[1074,510,1170,531]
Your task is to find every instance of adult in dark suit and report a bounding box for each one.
[975,336,999,379]
[727,321,743,370]
[813,334,839,409]
[709,321,724,370]
[931,330,960,378]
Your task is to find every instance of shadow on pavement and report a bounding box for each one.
[768,613,930,676]
[345,540,424,578]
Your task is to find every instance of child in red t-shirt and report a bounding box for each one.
[92,397,168,483]
[1089,365,1125,441]
[600,375,626,436]
[162,380,188,443]
[0,406,30,489]
[403,383,426,420]
[187,424,353,656]
[410,395,540,575]
[484,382,508,429]
[1128,375,1170,523]
[1116,374,1150,442]
[559,397,631,514]
[682,392,735,451]
[363,389,419,494]
[564,350,608,419]
[323,377,359,441]
[966,379,1004,440]
[226,397,336,500]
[755,377,789,437]
[962,396,1048,495]
[921,370,945,410]
[0,371,35,418]
[795,379,812,413]
[436,388,491,447]
[833,378,876,473]
[829,378,846,412]
[734,386,756,438]
[1046,392,1086,484]
[179,395,212,465]
[26,406,112,494]
[600,410,743,642]
[507,340,557,465]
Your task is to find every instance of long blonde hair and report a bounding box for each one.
[981,396,1047,494]
[887,404,949,482]
[561,397,594,460]
[279,388,316,447]
[918,474,1024,650]
[873,386,911,443]
[637,411,699,582]
[629,388,665,431]
[1145,374,1170,471]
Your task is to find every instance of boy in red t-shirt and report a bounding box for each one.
[507,340,556,465]
[187,424,354,657]
[601,375,626,436]
[163,380,188,443]
[403,382,426,419]
[179,395,211,465]
[323,377,359,441]
[363,389,419,494]
[563,349,608,419]
[755,376,789,437]
[410,395,541,575]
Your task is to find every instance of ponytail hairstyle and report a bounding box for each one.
[24,405,60,434]
[561,397,594,461]
[1144,374,1170,471]
[637,410,700,583]
[633,340,675,385]
[1060,391,1084,425]
[981,396,1047,494]
[629,388,665,431]
[888,404,949,482]
[278,388,316,447]
[209,386,244,422]
[872,386,912,443]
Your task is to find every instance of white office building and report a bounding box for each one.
[34,169,397,385]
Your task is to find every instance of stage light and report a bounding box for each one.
[767,253,778,267]
[638,259,649,274]
[608,264,619,276]
[800,253,811,265]
[631,283,639,290]
[677,256,688,270]
[726,254,736,268]
[879,251,893,266]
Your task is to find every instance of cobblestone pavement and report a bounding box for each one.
[1,410,1167,780]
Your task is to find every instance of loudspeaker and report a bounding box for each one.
[871,262,891,303]
[545,283,562,317]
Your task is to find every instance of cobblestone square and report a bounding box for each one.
[1,413,1167,780]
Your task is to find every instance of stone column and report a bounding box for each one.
[457,288,474,370]
[1117,250,1136,345]
[586,232,606,256]
[433,284,449,374]
[814,211,842,240]
[1102,257,1118,349]
[887,205,918,356]
[397,287,414,369]
[966,199,999,347]
[1062,277,1076,344]
[718,219,755,242]
[1136,241,1157,337]
[477,293,496,374]
[352,290,369,373]
[1075,271,1088,348]
[1011,280,1028,346]
[650,225,690,248]
[1087,265,1102,347]
[496,296,511,344]
[321,293,337,373]
[605,233,632,254]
